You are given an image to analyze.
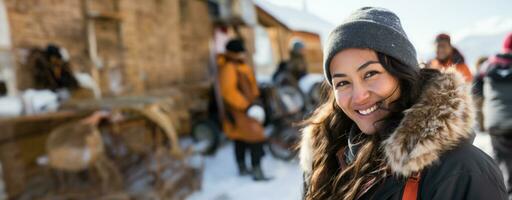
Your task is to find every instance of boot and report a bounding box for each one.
[238,163,251,176]
[252,165,271,181]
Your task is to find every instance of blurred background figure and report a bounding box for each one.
[29,44,79,92]
[287,39,308,81]
[23,44,98,102]
[474,56,489,132]
[428,33,473,82]
[473,33,512,195]
[272,39,308,87]
[218,38,269,181]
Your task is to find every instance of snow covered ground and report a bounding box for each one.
[187,143,303,200]
[187,131,496,200]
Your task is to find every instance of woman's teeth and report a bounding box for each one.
[357,105,378,115]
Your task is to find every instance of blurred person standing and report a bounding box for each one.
[272,40,308,86]
[288,40,308,81]
[474,33,512,195]
[428,33,473,82]
[473,56,488,132]
[218,38,269,181]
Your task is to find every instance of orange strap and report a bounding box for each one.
[402,172,421,200]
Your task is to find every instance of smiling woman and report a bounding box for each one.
[299,7,507,200]
[330,49,401,134]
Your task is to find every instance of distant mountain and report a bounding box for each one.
[455,32,510,72]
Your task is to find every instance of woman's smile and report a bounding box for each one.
[355,103,379,116]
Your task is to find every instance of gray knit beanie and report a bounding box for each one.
[323,7,418,85]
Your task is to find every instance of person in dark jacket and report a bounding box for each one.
[473,32,512,196]
[33,44,79,91]
[300,7,507,200]
[288,40,308,80]
[272,40,308,87]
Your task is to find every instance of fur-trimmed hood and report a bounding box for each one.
[300,69,475,177]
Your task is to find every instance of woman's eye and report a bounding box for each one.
[335,81,350,88]
[364,71,380,79]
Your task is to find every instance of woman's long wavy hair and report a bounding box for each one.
[304,51,440,200]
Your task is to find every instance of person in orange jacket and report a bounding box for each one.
[428,33,473,82]
[218,38,268,181]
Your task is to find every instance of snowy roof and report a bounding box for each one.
[253,0,334,43]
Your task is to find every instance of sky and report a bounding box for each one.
[264,0,512,61]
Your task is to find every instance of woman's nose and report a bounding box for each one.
[351,84,371,105]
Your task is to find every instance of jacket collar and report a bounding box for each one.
[382,68,474,176]
[300,69,475,177]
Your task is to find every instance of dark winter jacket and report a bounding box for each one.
[473,53,512,135]
[273,51,308,85]
[300,70,507,199]
[288,51,308,80]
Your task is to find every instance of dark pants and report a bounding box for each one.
[234,140,265,168]
[490,132,512,194]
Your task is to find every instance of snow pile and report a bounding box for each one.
[22,89,59,114]
[0,89,61,116]
[187,143,303,200]
[0,96,22,116]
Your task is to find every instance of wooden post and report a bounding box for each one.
[0,0,17,96]
[81,0,102,96]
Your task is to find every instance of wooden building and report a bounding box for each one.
[0,0,263,198]
[254,1,331,75]
[2,0,213,97]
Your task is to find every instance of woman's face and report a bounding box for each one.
[330,49,400,134]
[435,40,453,61]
